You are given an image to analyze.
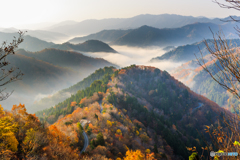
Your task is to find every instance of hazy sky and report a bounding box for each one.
[2,0,239,29]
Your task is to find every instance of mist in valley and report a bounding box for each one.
[79,45,183,72]
[0,45,185,113]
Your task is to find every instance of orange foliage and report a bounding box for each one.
[79,97,87,104]
[88,123,94,129]
[118,69,127,75]
[70,101,77,107]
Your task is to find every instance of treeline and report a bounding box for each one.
[62,66,115,93]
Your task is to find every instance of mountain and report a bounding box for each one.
[1,48,117,111]
[36,65,230,159]
[24,30,69,43]
[29,66,116,113]
[19,35,55,52]
[151,39,240,63]
[51,40,117,53]
[68,29,132,44]
[47,14,236,36]
[1,53,75,111]
[16,48,118,72]
[0,32,54,52]
[46,20,78,30]
[171,51,240,112]
[111,23,237,47]
[0,29,69,43]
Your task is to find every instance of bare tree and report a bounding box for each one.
[196,0,240,100]
[194,1,240,159]
[0,31,25,101]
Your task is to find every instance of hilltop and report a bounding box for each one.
[51,40,117,53]
[69,29,132,44]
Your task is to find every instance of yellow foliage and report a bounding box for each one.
[116,129,122,135]
[136,130,139,136]
[0,115,19,152]
[0,105,5,115]
[145,149,151,154]
[107,120,112,127]
[124,150,144,160]
[2,132,18,152]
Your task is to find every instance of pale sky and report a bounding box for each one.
[1,0,239,29]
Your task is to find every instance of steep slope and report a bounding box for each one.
[51,40,117,53]
[111,23,237,47]
[68,29,132,44]
[36,65,230,159]
[151,39,240,63]
[29,67,116,113]
[48,14,236,36]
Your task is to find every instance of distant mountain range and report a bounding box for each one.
[69,22,238,48]
[48,14,238,36]
[151,39,240,62]
[69,29,132,44]
[0,28,69,43]
[51,40,117,53]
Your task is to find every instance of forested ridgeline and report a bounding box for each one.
[34,65,230,159]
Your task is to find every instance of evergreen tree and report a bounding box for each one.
[96,132,105,146]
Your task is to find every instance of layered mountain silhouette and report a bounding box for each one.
[69,22,238,47]
[69,29,132,44]
[111,23,237,47]
[151,39,240,62]
[48,14,237,36]
[1,48,117,110]
[0,32,54,52]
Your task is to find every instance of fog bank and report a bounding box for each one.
[80,45,183,72]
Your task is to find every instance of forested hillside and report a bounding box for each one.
[34,65,229,159]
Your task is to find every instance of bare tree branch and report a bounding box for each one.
[0,31,25,101]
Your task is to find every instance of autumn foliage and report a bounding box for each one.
[0,104,79,159]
